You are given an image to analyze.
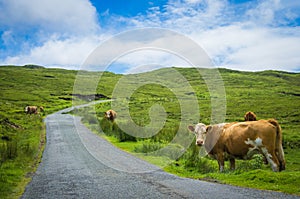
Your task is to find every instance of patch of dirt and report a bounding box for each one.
[198,177,222,184]
[71,93,109,101]
[280,91,300,97]
[0,118,22,129]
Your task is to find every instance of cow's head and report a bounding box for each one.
[244,111,257,121]
[105,110,117,121]
[188,123,207,146]
[104,111,111,119]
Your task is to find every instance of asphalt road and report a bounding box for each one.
[22,105,299,199]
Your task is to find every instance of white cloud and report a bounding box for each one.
[82,29,213,72]
[184,0,203,4]
[3,35,105,69]
[1,31,15,46]
[0,0,99,36]
[0,0,102,69]
[226,32,300,71]
[194,25,300,71]
[132,0,229,31]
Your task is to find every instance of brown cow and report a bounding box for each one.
[25,106,39,114]
[244,111,257,121]
[104,110,117,122]
[25,106,44,115]
[188,119,285,172]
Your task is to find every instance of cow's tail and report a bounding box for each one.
[268,119,286,171]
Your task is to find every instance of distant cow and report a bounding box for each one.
[188,119,285,172]
[104,110,117,122]
[25,106,39,114]
[244,111,257,121]
[25,106,44,114]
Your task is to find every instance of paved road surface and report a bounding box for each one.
[22,105,299,199]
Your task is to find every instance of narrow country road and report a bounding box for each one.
[22,104,299,199]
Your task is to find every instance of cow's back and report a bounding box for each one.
[223,120,277,158]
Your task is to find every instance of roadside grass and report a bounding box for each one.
[164,162,300,195]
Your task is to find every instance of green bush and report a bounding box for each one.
[235,154,263,172]
[82,114,98,125]
[134,140,164,153]
[99,119,136,142]
[0,140,18,163]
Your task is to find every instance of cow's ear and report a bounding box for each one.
[188,125,195,132]
[206,125,212,133]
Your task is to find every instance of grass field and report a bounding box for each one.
[0,65,299,198]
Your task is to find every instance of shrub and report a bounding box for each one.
[182,143,217,173]
[0,139,18,164]
[99,119,136,142]
[235,154,263,172]
[82,114,98,125]
[134,140,163,153]
[113,123,137,142]
[156,144,185,160]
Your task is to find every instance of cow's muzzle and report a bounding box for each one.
[196,140,204,146]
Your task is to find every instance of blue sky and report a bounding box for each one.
[0,0,300,73]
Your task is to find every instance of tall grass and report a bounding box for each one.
[100,118,137,142]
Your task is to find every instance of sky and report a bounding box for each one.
[0,0,300,73]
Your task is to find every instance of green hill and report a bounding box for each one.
[0,65,299,197]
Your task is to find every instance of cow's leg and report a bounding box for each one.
[270,152,280,172]
[218,161,224,172]
[276,145,286,171]
[216,153,225,172]
[229,158,235,170]
[261,147,279,172]
[262,156,268,165]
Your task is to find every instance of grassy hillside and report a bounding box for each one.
[0,66,299,197]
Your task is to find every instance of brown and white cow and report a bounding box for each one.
[244,111,257,121]
[25,106,39,114]
[188,119,285,172]
[25,106,44,114]
[104,109,117,122]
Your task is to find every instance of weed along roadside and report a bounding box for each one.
[0,66,300,198]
